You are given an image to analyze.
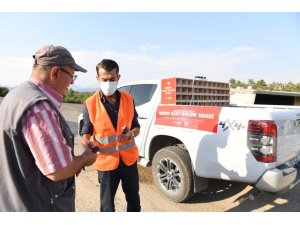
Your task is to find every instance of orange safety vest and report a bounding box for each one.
[85,91,139,171]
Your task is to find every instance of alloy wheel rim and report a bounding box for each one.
[156,158,181,192]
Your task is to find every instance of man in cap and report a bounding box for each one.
[0,45,97,211]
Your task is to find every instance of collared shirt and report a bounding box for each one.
[81,90,140,135]
[21,79,73,175]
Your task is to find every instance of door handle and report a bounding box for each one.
[138,116,147,120]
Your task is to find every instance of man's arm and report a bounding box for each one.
[47,149,95,181]
[80,104,95,148]
[22,101,96,182]
[80,134,92,148]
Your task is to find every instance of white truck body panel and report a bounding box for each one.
[79,79,300,201]
[119,80,300,184]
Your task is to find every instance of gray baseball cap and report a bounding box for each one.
[32,45,87,73]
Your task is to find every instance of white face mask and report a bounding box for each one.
[99,81,118,96]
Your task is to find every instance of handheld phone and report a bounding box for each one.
[87,142,100,153]
[122,126,129,134]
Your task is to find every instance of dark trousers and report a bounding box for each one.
[97,159,141,212]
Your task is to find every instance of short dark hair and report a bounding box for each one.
[96,59,119,75]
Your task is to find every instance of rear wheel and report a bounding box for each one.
[152,146,195,202]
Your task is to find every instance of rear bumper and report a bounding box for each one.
[255,164,300,193]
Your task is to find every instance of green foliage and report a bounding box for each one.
[229,78,236,88]
[228,78,300,92]
[229,79,248,89]
[0,87,9,97]
[63,88,93,104]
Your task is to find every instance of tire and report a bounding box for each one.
[152,146,195,202]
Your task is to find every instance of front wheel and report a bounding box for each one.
[152,146,195,202]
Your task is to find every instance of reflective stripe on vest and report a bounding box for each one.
[93,136,136,153]
[94,134,116,145]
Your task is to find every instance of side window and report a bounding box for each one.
[129,84,157,107]
[118,85,131,93]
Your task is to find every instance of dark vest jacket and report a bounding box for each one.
[0,81,75,211]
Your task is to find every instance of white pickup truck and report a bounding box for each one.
[78,78,300,202]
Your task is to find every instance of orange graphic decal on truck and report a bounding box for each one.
[155,105,222,133]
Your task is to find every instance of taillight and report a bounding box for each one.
[247,120,277,163]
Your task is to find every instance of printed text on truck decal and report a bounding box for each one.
[155,105,221,133]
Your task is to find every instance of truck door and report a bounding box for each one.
[119,84,157,151]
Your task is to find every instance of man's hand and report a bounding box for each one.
[75,168,82,177]
[86,141,101,153]
[117,131,132,142]
[46,146,97,182]
[82,147,97,167]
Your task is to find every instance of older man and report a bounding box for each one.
[0,45,97,211]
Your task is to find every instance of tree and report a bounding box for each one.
[256,79,266,89]
[229,78,237,88]
[247,79,256,89]
[0,87,9,97]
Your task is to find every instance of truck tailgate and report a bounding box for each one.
[271,108,300,163]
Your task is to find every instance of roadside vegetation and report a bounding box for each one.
[0,87,9,97]
[2,79,300,103]
[0,86,92,103]
[229,79,300,92]
[63,89,93,104]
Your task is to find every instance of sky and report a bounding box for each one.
[0,0,300,89]
[0,12,300,90]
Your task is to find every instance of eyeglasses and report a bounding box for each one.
[59,67,78,82]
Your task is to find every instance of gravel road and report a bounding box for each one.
[1,97,299,212]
